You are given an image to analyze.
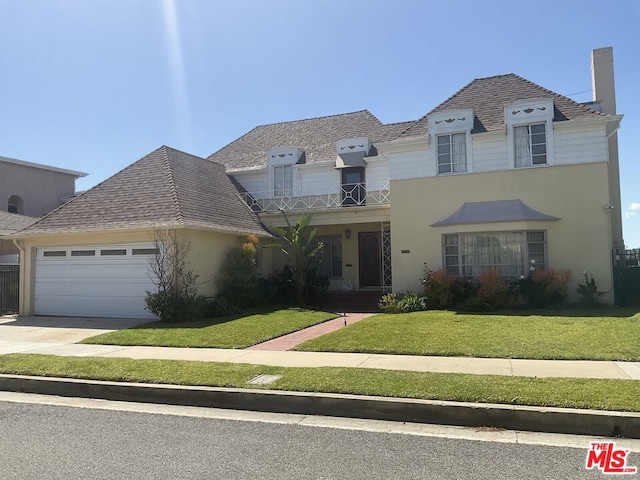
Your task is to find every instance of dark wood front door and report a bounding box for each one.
[359,232,381,287]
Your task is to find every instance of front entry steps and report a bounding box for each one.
[322,290,383,313]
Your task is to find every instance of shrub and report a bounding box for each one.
[379,293,401,313]
[378,292,427,313]
[398,292,427,313]
[421,265,468,310]
[215,235,262,308]
[517,269,572,308]
[576,272,602,308]
[475,270,508,310]
[145,290,209,323]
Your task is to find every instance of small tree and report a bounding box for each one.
[215,234,261,307]
[145,229,206,322]
[269,212,323,304]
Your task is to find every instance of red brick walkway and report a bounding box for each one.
[246,313,375,351]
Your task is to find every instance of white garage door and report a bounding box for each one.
[35,244,158,318]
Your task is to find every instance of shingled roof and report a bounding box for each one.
[14,146,268,237]
[397,73,606,139]
[0,211,38,234]
[208,110,414,170]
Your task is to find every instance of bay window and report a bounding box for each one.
[444,231,547,281]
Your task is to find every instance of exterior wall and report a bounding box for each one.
[389,163,614,303]
[15,228,247,315]
[0,162,77,217]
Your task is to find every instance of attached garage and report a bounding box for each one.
[34,243,158,318]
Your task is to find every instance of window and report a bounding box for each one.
[514,123,547,167]
[437,133,467,174]
[443,231,546,281]
[7,195,24,214]
[273,164,293,197]
[101,249,127,256]
[71,250,96,257]
[132,248,159,256]
[341,167,365,206]
[316,235,342,278]
[43,250,66,257]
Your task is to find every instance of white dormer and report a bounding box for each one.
[428,109,474,175]
[266,146,304,165]
[335,137,371,169]
[266,147,303,197]
[505,98,554,125]
[505,99,555,169]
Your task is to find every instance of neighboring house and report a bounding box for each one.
[0,156,86,263]
[12,47,624,318]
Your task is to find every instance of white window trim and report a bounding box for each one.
[507,119,555,169]
[271,164,295,198]
[435,132,470,175]
[428,109,475,176]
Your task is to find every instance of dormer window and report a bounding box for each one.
[267,147,303,198]
[428,109,474,175]
[505,99,554,169]
[514,123,547,167]
[437,133,467,174]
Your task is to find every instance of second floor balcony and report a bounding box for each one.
[237,181,391,213]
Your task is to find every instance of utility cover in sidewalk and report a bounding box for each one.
[248,374,282,385]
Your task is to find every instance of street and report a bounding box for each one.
[0,394,637,479]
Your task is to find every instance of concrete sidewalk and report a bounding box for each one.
[1,313,640,380]
[2,340,639,380]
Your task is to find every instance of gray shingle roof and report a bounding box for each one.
[15,146,268,237]
[208,110,414,170]
[398,74,606,139]
[0,211,38,233]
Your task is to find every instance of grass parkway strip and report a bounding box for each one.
[1,354,640,412]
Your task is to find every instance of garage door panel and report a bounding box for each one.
[35,244,158,319]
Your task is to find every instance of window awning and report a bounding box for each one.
[335,151,366,169]
[431,199,560,227]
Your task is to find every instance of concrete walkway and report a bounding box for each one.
[247,312,374,350]
[1,314,640,380]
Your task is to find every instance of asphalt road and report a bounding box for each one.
[0,398,633,480]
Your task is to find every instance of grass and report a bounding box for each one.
[1,354,639,412]
[81,307,336,348]
[295,308,640,361]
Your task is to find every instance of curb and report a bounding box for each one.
[1,374,639,439]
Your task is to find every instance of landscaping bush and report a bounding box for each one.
[576,272,602,308]
[378,292,426,313]
[145,290,209,323]
[516,269,572,308]
[475,269,508,310]
[215,235,263,308]
[421,265,468,309]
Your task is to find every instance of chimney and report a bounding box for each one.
[591,47,624,252]
[591,47,617,115]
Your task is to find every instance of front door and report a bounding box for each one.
[359,232,381,287]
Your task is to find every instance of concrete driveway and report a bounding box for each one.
[0,315,152,355]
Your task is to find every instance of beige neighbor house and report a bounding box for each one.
[13,47,624,318]
[0,155,86,263]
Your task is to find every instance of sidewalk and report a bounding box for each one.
[3,339,640,380]
[1,313,640,379]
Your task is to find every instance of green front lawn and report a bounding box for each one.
[295,309,640,361]
[81,308,336,348]
[1,354,639,412]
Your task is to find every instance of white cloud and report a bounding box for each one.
[625,203,640,219]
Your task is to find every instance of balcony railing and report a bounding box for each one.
[237,181,390,213]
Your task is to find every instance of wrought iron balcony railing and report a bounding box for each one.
[237,181,390,213]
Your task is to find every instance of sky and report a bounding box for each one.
[1,0,639,246]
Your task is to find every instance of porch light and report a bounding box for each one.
[344,228,352,239]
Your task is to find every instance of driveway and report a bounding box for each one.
[0,315,152,355]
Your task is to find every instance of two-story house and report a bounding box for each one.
[12,47,624,318]
[0,156,86,263]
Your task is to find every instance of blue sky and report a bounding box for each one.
[2,0,639,246]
